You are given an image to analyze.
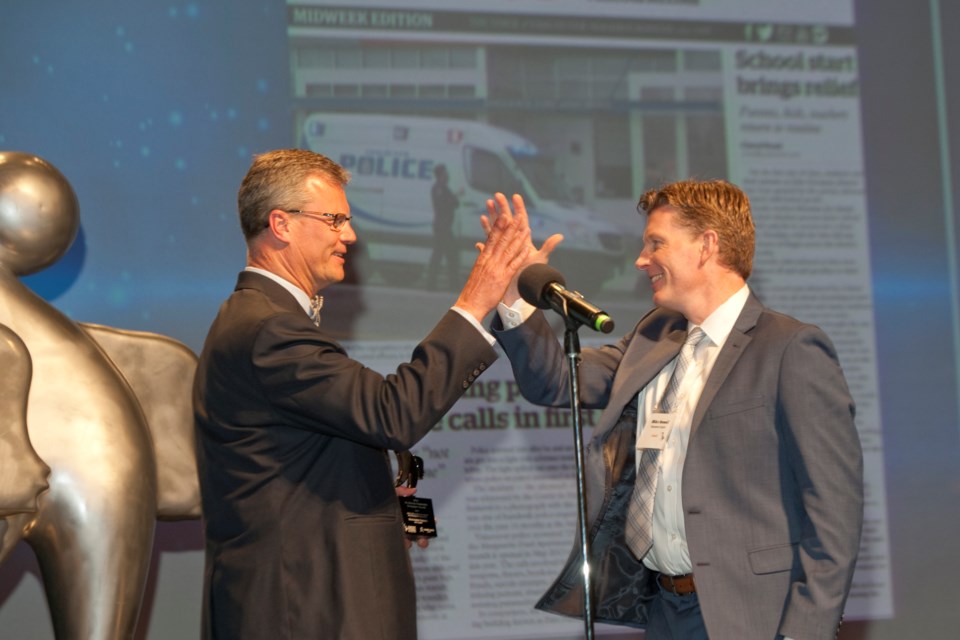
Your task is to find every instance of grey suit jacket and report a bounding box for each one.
[494,293,863,640]
[194,272,497,640]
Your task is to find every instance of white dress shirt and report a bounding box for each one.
[638,285,750,576]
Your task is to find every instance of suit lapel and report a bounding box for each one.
[614,331,685,405]
[595,323,686,442]
[689,294,763,436]
[594,295,764,461]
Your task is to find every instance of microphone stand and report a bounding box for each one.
[561,301,595,640]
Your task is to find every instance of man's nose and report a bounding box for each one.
[635,251,650,270]
[341,219,357,244]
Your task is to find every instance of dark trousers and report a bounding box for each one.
[644,583,709,640]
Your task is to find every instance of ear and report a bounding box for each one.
[266,209,293,243]
[700,229,719,266]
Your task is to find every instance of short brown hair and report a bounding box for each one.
[638,179,755,278]
[237,149,350,240]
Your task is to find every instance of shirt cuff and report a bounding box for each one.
[497,298,537,330]
[451,307,496,346]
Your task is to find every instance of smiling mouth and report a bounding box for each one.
[650,274,663,284]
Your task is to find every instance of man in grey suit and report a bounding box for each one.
[490,179,863,639]
[193,149,530,639]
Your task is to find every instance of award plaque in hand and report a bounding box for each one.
[395,451,438,538]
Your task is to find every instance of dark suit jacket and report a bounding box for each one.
[193,271,497,640]
[494,293,863,640]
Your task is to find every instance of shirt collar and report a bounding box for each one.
[245,266,314,317]
[691,284,750,350]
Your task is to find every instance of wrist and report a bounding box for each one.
[503,284,522,306]
[453,300,489,324]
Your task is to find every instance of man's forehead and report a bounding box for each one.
[642,205,679,231]
[304,175,348,202]
[642,206,702,240]
[304,173,342,191]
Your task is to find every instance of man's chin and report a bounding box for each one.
[328,268,347,287]
[314,274,341,291]
[652,292,677,312]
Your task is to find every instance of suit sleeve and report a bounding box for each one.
[492,309,629,409]
[777,325,864,639]
[251,309,497,451]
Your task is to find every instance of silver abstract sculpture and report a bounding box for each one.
[0,151,200,639]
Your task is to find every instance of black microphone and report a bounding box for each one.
[518,264,615,333]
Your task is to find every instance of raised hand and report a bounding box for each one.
[453,192,534,322]
[480,193,563,305]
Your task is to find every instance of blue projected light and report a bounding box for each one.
[22,223,87,302]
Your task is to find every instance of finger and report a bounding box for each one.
[485,194,511,230]
[539,233,564,258]
[480,214,492,236]
[510,196,531,243]
[479,193,529,264]
[484,210,522,258]
[485,198,498,219]
[482,208,513,251]
[496,218,531,270]
[416,537,430,549]
[492,192,515,224]
[510,193,529,228]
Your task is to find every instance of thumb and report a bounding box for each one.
[539,233,564,258]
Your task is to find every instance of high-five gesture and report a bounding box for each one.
[481,193,564,305]
[453,191,534,321]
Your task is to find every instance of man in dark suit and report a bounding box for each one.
[193,149,530,639]
[490,179,863,639]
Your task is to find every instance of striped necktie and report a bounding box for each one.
[624,326,706,559]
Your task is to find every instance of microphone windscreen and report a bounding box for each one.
[518,264,566,309]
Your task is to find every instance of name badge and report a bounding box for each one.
[636,412,673,451]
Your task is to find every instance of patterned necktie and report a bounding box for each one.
[625,326,706,560]
[309,295,323,327]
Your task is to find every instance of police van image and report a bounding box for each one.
[301,113,624,291]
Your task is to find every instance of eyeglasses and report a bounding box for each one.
[283,209,353,231]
